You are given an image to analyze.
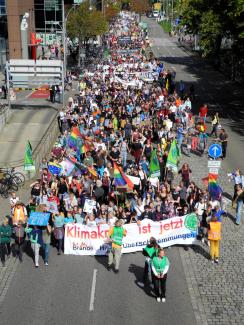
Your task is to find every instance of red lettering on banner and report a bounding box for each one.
[66,225,109,239]
[159,218,184,234]
[66,226,75,238]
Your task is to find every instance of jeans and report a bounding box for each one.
[221,143,227,158]
[57,239,63,253]
[236,200,243,225]
[121,153,127,168]
[14,240,26,261]
[211,125,218,137]
[0,243,11,263]
[31,243,40,266]
[43,243,50,263]
[177,137,183,153]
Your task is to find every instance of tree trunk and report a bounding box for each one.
[78,40,82,68]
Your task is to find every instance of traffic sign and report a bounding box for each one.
[209,167,219,174]
[208,144,222,159]
[208,160,221,168]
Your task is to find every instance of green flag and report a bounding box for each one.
[149,149,160,178]
[166,139,179,172]
[24,141,35,171]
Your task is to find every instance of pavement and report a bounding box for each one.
[0,16,244,325]
[0,107,57,166]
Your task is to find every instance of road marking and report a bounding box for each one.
[89,269,97,311]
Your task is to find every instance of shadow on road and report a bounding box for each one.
[128,263,155,298]
[94,255,108,269]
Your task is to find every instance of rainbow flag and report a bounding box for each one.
[208,173,222,199]
[68,127,83,150]
[114,163,134,191]
[81,142,90,154]
[70,127,83,140]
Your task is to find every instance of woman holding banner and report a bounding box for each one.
[151,248,170,302]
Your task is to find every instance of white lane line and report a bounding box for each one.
[89,269,97,311]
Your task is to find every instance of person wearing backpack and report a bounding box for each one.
[138,237,159,287]
[0,217,12,267]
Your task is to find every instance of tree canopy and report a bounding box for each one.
[177,0,244,57]
[67,1,109,41]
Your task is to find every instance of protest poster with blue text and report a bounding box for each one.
[28,212,50,226]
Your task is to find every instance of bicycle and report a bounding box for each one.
[0,168,25,198]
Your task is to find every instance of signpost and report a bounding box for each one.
[208,144,222,159]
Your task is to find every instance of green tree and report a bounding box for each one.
[67,1,108,66]
[178,0,244,59]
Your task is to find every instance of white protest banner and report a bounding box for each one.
[64,214,198,256]
[83,199,97,213]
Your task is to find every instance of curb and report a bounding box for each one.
[179,247,208,325]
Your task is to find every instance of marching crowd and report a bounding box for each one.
[1,11,243,302]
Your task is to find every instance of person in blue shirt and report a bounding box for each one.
[177,124,185,153]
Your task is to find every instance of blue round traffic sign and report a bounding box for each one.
[208,144,222,159]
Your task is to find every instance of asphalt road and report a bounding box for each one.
[0,246,195,325]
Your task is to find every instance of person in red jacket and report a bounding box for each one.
[199,104,208,123]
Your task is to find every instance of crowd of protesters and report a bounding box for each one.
[1,12,242,278]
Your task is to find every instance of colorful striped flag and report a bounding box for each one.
[208,173,222,199]
[81,142,90,154]
[48,162,62,175]
[114,163,134,191]
[70,127,83,140]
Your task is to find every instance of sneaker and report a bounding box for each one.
[45,262,48,266]
[215,258,219,264]
[107,265,112,271]
[161,298,166,303]
[156,297,161,302]
[35,264,39,268]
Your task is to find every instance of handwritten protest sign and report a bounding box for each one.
[46,201,59,214]
[28,212,50,226]
[83,199,97,213]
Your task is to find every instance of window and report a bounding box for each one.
[0,0,6,16]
